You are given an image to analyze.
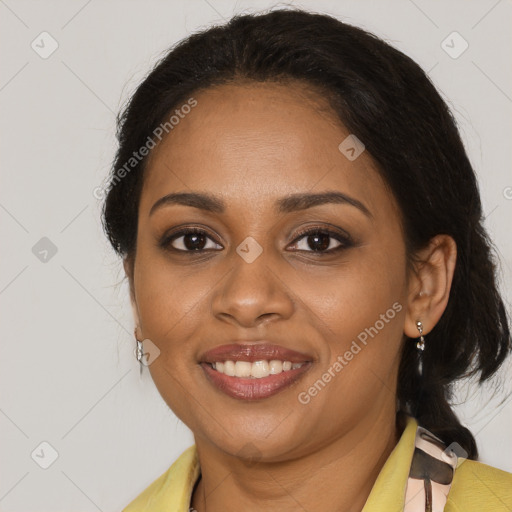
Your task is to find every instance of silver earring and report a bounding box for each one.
[415,321,425,351]
[134,329,144,376]
[415,321,425,376]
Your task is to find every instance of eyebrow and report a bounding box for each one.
[149,191,372,218]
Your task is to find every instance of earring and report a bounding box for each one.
[134,328,144,376]
[415,321,425,376]
[415,321,425,351]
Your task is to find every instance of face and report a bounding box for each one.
[128,81,410,462]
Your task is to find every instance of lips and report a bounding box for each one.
[198,342,314,400]
[199,342,313,364]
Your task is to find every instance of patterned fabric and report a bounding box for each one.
[404,426,458,512]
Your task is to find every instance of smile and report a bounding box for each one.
[198,342,314,400]
[200,360,313,400]
[211,359,306,378]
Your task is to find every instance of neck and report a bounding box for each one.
[191,408,402,512]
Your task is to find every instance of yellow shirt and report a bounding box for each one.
[122,416,512,511]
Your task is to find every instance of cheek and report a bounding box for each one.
[286,251,405,403]
[132,247,213,422]
[300,238,407,406]
[132,242,211,358]
[303,238,406,339]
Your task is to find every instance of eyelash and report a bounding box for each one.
[159,226,353,255]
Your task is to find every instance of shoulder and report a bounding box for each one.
[445,459,512,511]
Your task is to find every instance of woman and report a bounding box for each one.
[102,9,512,512]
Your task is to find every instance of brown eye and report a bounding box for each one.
[289,228,353,254]
[161,228,222,252]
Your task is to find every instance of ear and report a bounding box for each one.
[123,256,141,337]
[404,234,457,338]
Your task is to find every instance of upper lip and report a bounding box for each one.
[199,343,314,364]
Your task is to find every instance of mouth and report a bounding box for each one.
[199,343,314,400]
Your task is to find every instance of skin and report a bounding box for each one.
[125,81,457,512]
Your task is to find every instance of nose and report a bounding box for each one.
[211,244,295,328]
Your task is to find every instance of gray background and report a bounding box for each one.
[1,0,511,510]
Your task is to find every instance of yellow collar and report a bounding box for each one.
[362,415,418,511]
[123,416,418,511]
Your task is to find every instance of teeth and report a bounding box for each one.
[250,360,269,378]
[223,360,235,376]
[235,361,252,378]
[269,360,282,374]
[211,360,306,378]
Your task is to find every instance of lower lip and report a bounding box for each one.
[200,362,313,400]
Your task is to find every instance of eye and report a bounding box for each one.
[160,227,223,252]
[289,227,352,254]
[159,225,353,255]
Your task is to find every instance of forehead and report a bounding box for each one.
[141,81,391,214]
